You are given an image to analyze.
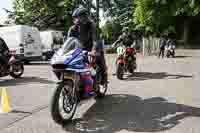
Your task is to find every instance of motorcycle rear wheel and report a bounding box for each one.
[10,63,24,78]
[50,81,78,125]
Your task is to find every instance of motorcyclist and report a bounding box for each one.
[167,38,176,50]
[67,7,106,98]
[112,27,134,48]
[0,38,10,75]
[112,27,136,71]
[68,7,97,51]
[166,38,176,57]
[158,37,166,58]
[0,38,9,65]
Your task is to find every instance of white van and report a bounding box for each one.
[40,30,64,60]
[0,25,42,63]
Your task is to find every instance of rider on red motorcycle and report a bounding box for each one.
[112,27,137,69]
[112,27,134,48]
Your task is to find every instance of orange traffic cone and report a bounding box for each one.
[0,88,10,113]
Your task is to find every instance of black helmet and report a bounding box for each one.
[72,7,88,18]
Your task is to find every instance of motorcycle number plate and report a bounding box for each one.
[64,73,73,79]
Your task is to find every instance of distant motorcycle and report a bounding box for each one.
[115,46,137,80]
[0,49,24,79]
[50,37,108,125]
[166,45,175,58]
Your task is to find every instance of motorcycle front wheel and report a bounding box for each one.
[50,81,78,125]
[172,51,175,58]
[128,67,134,74]
[116,64,124,80]
[10,63,24,78]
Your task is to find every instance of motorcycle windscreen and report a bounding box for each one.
[53,37,81,65]
[62,37,82,53]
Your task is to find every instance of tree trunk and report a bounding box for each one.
[86,0,91,14]
[96,0,100,28]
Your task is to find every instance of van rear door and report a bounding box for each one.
[22,26,42,57]
[0,26,23,56]
[52,32,64,51]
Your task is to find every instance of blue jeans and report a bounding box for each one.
[95,54,106,84]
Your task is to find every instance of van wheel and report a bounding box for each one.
[24,61,30,65]
[42,55,48,61]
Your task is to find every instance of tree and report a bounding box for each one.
[8,0,103,30]
[101,20,122,44]
[101,0,133,28]
[133,0,200,38]
[173,0,200,44]
[8,0,79,30]
[134,0,174,36]
[98,0,134,45]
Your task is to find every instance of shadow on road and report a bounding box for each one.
[25,62,50,66]
[0,76,54,87]
[63,94,200,133]
[125,72,193,81]
[11,110,32,114]
[174,56,192,58]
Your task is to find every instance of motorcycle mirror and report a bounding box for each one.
[82,50,88,55]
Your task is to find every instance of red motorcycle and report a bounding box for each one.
[116,46,137,80]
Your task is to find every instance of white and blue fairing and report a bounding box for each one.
[50,37,90,73]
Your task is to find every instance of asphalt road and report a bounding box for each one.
[0,50,200,133]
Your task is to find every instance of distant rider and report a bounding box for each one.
[158,37,166,58]
[112,27,134,48]
[112,27,136,71]
[167,38,176,50]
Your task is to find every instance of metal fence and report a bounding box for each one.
[104,36,161,56]
[137,37,160,56]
